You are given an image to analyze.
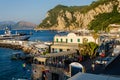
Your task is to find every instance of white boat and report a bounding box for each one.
[12,77,28,80]
[0,27,30,40]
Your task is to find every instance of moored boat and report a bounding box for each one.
[0,27,31,40]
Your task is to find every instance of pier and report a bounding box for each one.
[0,40,49,57]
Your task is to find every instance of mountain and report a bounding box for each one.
[13,21,37,30]
[0,21,16,25]
[37,0,120,31]
[0,21,16,29]
[0,21,36,30]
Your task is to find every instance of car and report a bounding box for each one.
[95,57,112,65]
[102,57,112,64]
[95,58,103,65]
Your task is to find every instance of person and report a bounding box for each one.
[82,66,86,73]
[22,63,26,68]
[22,63,26,71]
[91,63,95,71]
[42,71,47,80]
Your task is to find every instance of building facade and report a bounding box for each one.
[108,24,120,33]
[51,32,98,53]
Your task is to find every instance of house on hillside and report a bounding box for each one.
[108,24,120,33]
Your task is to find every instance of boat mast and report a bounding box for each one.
[5,27,11,36]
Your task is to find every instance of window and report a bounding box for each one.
[77,39,80,42]
[61,38,63,42]
[59,49,63,52]
[66,39,68,43]
[70,39,73,42]
[56,38,58,42]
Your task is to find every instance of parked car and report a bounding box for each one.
[95,58,103,65]
[102,57,112,64]
[95,57,112,65]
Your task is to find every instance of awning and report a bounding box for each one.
[34,57,47,62]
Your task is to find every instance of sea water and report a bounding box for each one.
[0,30,57,80]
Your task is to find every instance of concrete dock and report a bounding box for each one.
[0,40,49,57]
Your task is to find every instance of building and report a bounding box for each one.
[51,30,99,53]
[108,24,120,33]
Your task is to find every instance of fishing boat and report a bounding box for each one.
[0,27,30,40]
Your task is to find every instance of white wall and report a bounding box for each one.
[54,33,98,44]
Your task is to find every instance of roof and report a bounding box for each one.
[51,43,79,49]
[35,44,48,48]
[70,62,83,68]
[68,72,120,80]
[40,50,77,58]
[34,57,47,62]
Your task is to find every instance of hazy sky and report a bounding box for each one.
[0,0,95,24]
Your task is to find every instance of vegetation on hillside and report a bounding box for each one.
[88,5,120,32]
[38,5,85,28]
[38,0,117,29]
[80,0,116,13]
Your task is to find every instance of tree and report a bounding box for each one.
[78,43,89,56]
[105,26,110,33]
[87,42,98,58]
[91,31,99,44]
[83,38,88,44]
[78,42,98,59]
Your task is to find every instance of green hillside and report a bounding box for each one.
[39,5,85,28]
[88,5,120,32]
[38,0,119,31]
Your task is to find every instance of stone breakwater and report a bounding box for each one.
[0,43,22,50]
[0,42,33,54]
[0,40,42,55]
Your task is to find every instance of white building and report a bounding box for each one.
[54,32,98,44]
[109,24,120,33]
[51,32,99,53]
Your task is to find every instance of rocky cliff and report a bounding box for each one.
[38,0,120,31]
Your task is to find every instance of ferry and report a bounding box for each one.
[0,27,30,40]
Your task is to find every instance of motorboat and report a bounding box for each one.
[0,27,30,40]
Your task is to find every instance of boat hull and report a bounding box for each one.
[0,35,30,41]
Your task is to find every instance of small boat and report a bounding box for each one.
[11,52,21,60]
[11,52,26,60]
[12,77,28,80]
[0,27,30,40]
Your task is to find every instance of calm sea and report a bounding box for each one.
[0,30,57,80]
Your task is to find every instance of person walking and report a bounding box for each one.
[91,63,95,71]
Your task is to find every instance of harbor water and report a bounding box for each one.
[0,30,58,80]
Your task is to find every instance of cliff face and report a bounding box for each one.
[74,2,113,28]
[38,0,120,30]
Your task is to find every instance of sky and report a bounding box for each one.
[0,0,95,24]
